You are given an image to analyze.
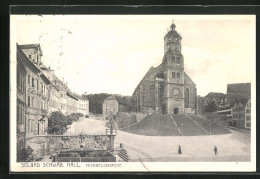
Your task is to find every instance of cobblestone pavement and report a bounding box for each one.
[65,117,251,162]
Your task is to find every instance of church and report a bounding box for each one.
[132,21,197,115]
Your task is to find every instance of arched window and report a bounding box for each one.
[185,88,190,108]
[32,77,35,87]
[28,75,30,85]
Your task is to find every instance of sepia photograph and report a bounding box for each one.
[10,15,256,172]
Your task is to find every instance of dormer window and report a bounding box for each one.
[29,55,31,59]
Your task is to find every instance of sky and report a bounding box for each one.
[12,15,255,96]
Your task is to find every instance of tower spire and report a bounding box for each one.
[170,20,176,31]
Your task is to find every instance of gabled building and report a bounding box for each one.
[103,95,119,119]
[132,21,197,115]
[245,99,251,129]
[18,44,50,139]
[232,98,251,129]
[40,65,60,113]
[16,45,26,158]
[217,83,251,129]
[227,83,251,95]
[75,94,89,116]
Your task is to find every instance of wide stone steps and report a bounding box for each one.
[118,148,129,162]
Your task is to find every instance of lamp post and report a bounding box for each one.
[181,123,183,136]
[209,123,211,135]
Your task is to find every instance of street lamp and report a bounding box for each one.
[209,123,211,135]
[181,123,183,136]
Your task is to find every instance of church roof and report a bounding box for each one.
[155,73,165,79]
[184,72,196,86]
[164,30,182,39]
[105,95,117,100]
[227,83,251,96]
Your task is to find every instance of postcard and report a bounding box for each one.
[10,14,256,172]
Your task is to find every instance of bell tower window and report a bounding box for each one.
[177,57,180,64]
[171,72,175,78]
[172,56,175,63]
[177,72,180,78]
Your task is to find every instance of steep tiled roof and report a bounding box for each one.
[155,73,165,79]
[17,44,42,73]
[184,72,196,86]
[227,83,251,96]
[226,93,250,107]
[105,95,116,100]
[205,92,225,99]
[164,30,182,39]
[133,63,164,95]
[115,95,133,106]
[19,44,43,55]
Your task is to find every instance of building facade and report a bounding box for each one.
[232,98,251,129]
[103,95,119,118]
[18,44,50,139]
[76,96,89,116]
[132,21,197,115]
[17,46,26,157]
[217,83,251,128]
[48,85,60,113]
[245,99,251,129]
[232,102,246,128]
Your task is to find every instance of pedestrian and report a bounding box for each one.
[214,146,218,155]
[178,145,182,154]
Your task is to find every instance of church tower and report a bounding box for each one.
[162,21,185,114]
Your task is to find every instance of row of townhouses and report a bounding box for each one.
[217,83,251,129]
[200,83,251,129]
[16,43,89,156]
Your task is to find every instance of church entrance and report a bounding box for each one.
[174,107,179,114]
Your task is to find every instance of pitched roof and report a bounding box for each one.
[184,72,196,86]
[164,30,182,39]
[17,44,42,73]
[39,73,50,85]
[133,63,164,95]
[115,95,133,106]
[155,72,165,79]
[205,92,225,99]
[105,95,116,100]
[19,44,43,55]
[226,93,250,107]
[227,83,251,95]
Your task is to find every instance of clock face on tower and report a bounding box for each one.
[173,88,179,95]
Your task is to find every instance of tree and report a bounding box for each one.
[204,100,218,112]
[68,113,84,122]
[17,146,34,162]
[48,111,68,134]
